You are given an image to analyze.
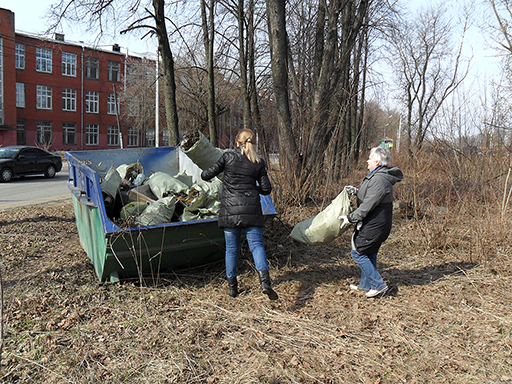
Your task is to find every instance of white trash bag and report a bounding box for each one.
[290,189,352,245]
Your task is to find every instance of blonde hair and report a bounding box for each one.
[236,129,261,163]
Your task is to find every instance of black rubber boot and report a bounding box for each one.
[258,270,278,300]
[227,277,239,298]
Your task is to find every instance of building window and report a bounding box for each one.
[162,129,169,146]
[85,91,99,113]
[108,61,120,82]
[37,121,52,145]
[107,93,117,115]
[144,129,155,147]
[36,47,52,73]
[17,120,26,145]
[16,83,25,108]
[63,123,77,145]
[15,44,25,69]
[36,85,52,110]
[107,125,119,146]
[85,124,99,146]
[62,88,76,111]
[127,127,139,147]
[62,52,77,76]
[85,57,99,79]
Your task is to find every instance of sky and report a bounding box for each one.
[1,0,504,84]
[2,0,157,56]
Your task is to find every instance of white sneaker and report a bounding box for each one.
[349,284,368,292]
[365,285,388,298]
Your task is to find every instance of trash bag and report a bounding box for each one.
[101,165,122,199]
[117,162,144,181]
[147,172,189,199]
[180,203,220,221]
[290,189,352,245]
[174,170,194,188]
[120,201,148,220]
[180,180,222,221]
[136,196,176,226]
[181,130,230,171]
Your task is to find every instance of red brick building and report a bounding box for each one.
[0,7,159,151]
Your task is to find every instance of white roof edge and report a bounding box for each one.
[14,29,156,60]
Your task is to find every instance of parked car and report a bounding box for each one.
[0,146,63,182]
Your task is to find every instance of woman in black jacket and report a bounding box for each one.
[201,129,278,300]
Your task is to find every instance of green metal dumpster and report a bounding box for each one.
[65,147,276,282]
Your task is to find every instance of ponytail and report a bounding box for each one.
[236,129,261,163]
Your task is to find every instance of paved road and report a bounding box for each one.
[0,162,71,211]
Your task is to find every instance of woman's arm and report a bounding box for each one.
[201,153,226,181]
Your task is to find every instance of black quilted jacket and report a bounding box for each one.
[201,147,272,228]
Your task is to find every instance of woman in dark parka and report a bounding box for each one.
[201,129,278,300]
[341,146,403,298]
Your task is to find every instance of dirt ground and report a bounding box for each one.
[0,202,511,383]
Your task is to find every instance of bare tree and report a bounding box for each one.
[48,0,180,145]
[388,5,470,156]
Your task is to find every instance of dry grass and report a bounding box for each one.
[1,149,512,383]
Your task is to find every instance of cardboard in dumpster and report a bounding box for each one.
[128,184,158,204]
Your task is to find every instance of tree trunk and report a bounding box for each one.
[265,0,299,171]
[201,0,218,145]
[237,0,252,131]
[153,0,180,145]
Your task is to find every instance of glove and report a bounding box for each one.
[338,215,351,230]
[345,185,357,195]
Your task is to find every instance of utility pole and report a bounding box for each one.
[155,48,160,147]
[397,114,402,153]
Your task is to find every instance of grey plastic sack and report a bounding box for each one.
[136,196,176,226]
[182,131,230,171]
[290,189,352,245]
[147,172,189,199]
[101,165,122,198]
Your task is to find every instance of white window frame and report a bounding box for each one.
[107,93,117,115]
[16,83,25,108]
[145,129,155,147]
[36,47,52,73]
[36,85,52,110]
[127,127,139,147]
[63,122,77,145]
[62,52,77,77]
[15,44,25,69]
[107,125,119,146]
[36,121,52,145]
[62,88,76,111]
[162,129,169,146]
[85,124,99,146]
[85,91,99,113]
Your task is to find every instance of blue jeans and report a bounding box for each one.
[224,227,269,278]
[351,249,387,291]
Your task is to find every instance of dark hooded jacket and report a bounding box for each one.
[347,166,403,255]
[201,147,272,228]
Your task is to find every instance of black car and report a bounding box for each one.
[0,146,63,182]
